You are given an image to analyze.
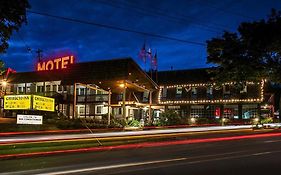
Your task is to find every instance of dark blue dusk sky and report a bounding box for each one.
[2,0,281,72]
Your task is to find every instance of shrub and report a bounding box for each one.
[158,110,186,126]
[110,119,127,128]
[127,119,140,127]
[260,117,273,124]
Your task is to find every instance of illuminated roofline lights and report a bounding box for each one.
[158,80,265,104]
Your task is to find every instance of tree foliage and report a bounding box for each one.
[207,9,281,84]
[0,0,30,53]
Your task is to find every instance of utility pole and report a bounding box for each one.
[36,49,43,62]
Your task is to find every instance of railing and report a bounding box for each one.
[77,94,109,102]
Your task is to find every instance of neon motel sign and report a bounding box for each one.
[37,55,74,71]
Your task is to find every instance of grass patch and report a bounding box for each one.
[0,123,59,132]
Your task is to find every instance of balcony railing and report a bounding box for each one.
[77,94,109,102]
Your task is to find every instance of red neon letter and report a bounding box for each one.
[61,56,69,69]
[46,60,54,70]
[70,55,74,64]
[53,58,61,70]
[37,62,45,71]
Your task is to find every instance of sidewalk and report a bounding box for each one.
[0,125,252,144]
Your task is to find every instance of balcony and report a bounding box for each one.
[77,94,109,103]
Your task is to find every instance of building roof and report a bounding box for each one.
[157,68,215,85]
[7,58,158,92]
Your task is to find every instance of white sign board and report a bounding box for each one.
[17,115,43,125]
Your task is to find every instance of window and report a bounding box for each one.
[223,85,231,99]
[96,106,102,114]
[176,87,182,97]
[162,87,167,99]
[26,87,31,93]
[52,85,57,92]
[46,85,51,92]
[223,85,230,94]
[190,105,204,117]
[242,104,257,119]
[58,85,63,91]
[143,92,149,102]
[117,94,123,101]
[37,86,44,92]
[240,85,247,93]
[191,87,197,95]
[207,87,213,99]
[191,87,197,99]
[79,106,85,114]
[80,88,85,95]
[18,87,22,93]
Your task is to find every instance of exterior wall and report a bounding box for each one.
[157,81,266,121]
[158,82,264,105]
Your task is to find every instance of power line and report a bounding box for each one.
[92,0,226,33]
[15,32,32,52]
[27,10,206,46]
[111,0,232,30]
[197,0,255,20]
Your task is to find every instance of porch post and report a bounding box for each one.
[148,91,152,125]
[108,90,111,126]
[122,86,126,121]
[85,86,87,118]
[73,83,77,119]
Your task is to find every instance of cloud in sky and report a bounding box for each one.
[1,0,280,72]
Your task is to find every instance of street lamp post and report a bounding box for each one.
[2,80,7,117]
[2,80,7,95]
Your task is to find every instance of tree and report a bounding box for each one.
[206,9,281,84]
[0,0,30,53]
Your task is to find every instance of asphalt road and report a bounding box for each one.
[1,130,281,175]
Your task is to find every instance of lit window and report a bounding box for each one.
[80,106,85,114]
[143,91,149,102]
[26,87,31,93]
[191,87,197,95]
[207,87,213,95]
[240,85,247,93]
[176,87,182,95]
[80,88,85,95]
[176,87,182,98]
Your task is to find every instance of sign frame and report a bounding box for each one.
[17,114,43,125]
[4,95,32,110]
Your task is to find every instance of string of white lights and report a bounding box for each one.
[158,80,265,104]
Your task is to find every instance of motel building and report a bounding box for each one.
[0,55,278,125]
[1,56,158,124]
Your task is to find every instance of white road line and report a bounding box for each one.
[36,158,187,175]
[252,152,272,156]
[264,140,281,143]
